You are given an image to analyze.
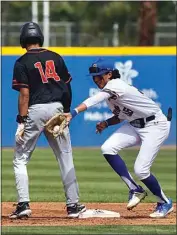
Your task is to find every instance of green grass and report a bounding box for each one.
[2,148,176,234]
[2,225,176,234]
[2,148,176,203]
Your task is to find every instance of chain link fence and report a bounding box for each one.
[2,21,176,47]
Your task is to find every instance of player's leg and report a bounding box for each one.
[10,106,44,219]
[134,121,173,217]
[101,122,147,209]
[44,126,86,218]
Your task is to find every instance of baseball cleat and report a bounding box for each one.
[149,198,173,218]
[127,186,147,210]
[67,203,86,218]
[9,202,32,219]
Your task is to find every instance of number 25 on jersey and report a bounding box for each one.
[34,60,60,83]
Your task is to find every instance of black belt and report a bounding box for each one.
[130,115,155,128]
[130,108,172,128]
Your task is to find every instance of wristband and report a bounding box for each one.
[104,120,109,127]
[71,109,78,118]
[16,114,27,123]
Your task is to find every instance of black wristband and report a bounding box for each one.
[16,114,27,123]
[104,120,109,127]
[105,118,113,127]
[106,115,120,127]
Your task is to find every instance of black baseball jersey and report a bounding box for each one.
[12,48,72,112]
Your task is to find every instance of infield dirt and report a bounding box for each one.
[2,202,176,226]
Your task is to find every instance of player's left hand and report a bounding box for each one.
[96,121,108,134]
[15,123,25,144]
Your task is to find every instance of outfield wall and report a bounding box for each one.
[2,47,176,146]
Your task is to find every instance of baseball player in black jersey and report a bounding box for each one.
[9,22,86,219]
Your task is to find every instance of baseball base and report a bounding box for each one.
[79,209,120,219]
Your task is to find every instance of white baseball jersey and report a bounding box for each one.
[103,79,162,121]
[83,79,164,122]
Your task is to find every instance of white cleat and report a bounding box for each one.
[127,186,147,210]
[149,199,173,218]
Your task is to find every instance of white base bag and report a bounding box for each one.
[79,209,120,219]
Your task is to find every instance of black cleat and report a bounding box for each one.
[67,203,86,218]
[9,202,32,219]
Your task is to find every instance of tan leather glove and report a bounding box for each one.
[44,113,68,138]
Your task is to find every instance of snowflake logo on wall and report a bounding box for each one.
[114,60,161,107]
[115,60,139,85]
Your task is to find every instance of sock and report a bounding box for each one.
[141,174,169,203]
[104,154,139,190]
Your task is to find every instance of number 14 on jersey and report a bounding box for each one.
[34,60,60,83]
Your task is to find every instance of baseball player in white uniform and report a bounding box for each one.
[65,58,173,218]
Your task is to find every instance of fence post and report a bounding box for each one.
[112,23,119,46]
[32,1,38,23]
[43,1,50,47]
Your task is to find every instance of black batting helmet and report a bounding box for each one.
[20,22,44,48]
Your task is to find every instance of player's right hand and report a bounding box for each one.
[15,123,25,145]
[63,113,72,124]
[96,121,108,134]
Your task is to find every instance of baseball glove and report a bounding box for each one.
[44,113,68,138]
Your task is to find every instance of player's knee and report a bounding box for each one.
[13,153,29,166]
[101,142,117,155]
[134,163,150,180]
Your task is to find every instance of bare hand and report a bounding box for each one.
[96,121,108,134]
[15,123,25,144]
[63,112,72,124]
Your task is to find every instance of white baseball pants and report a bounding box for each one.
[101,114,170,180]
